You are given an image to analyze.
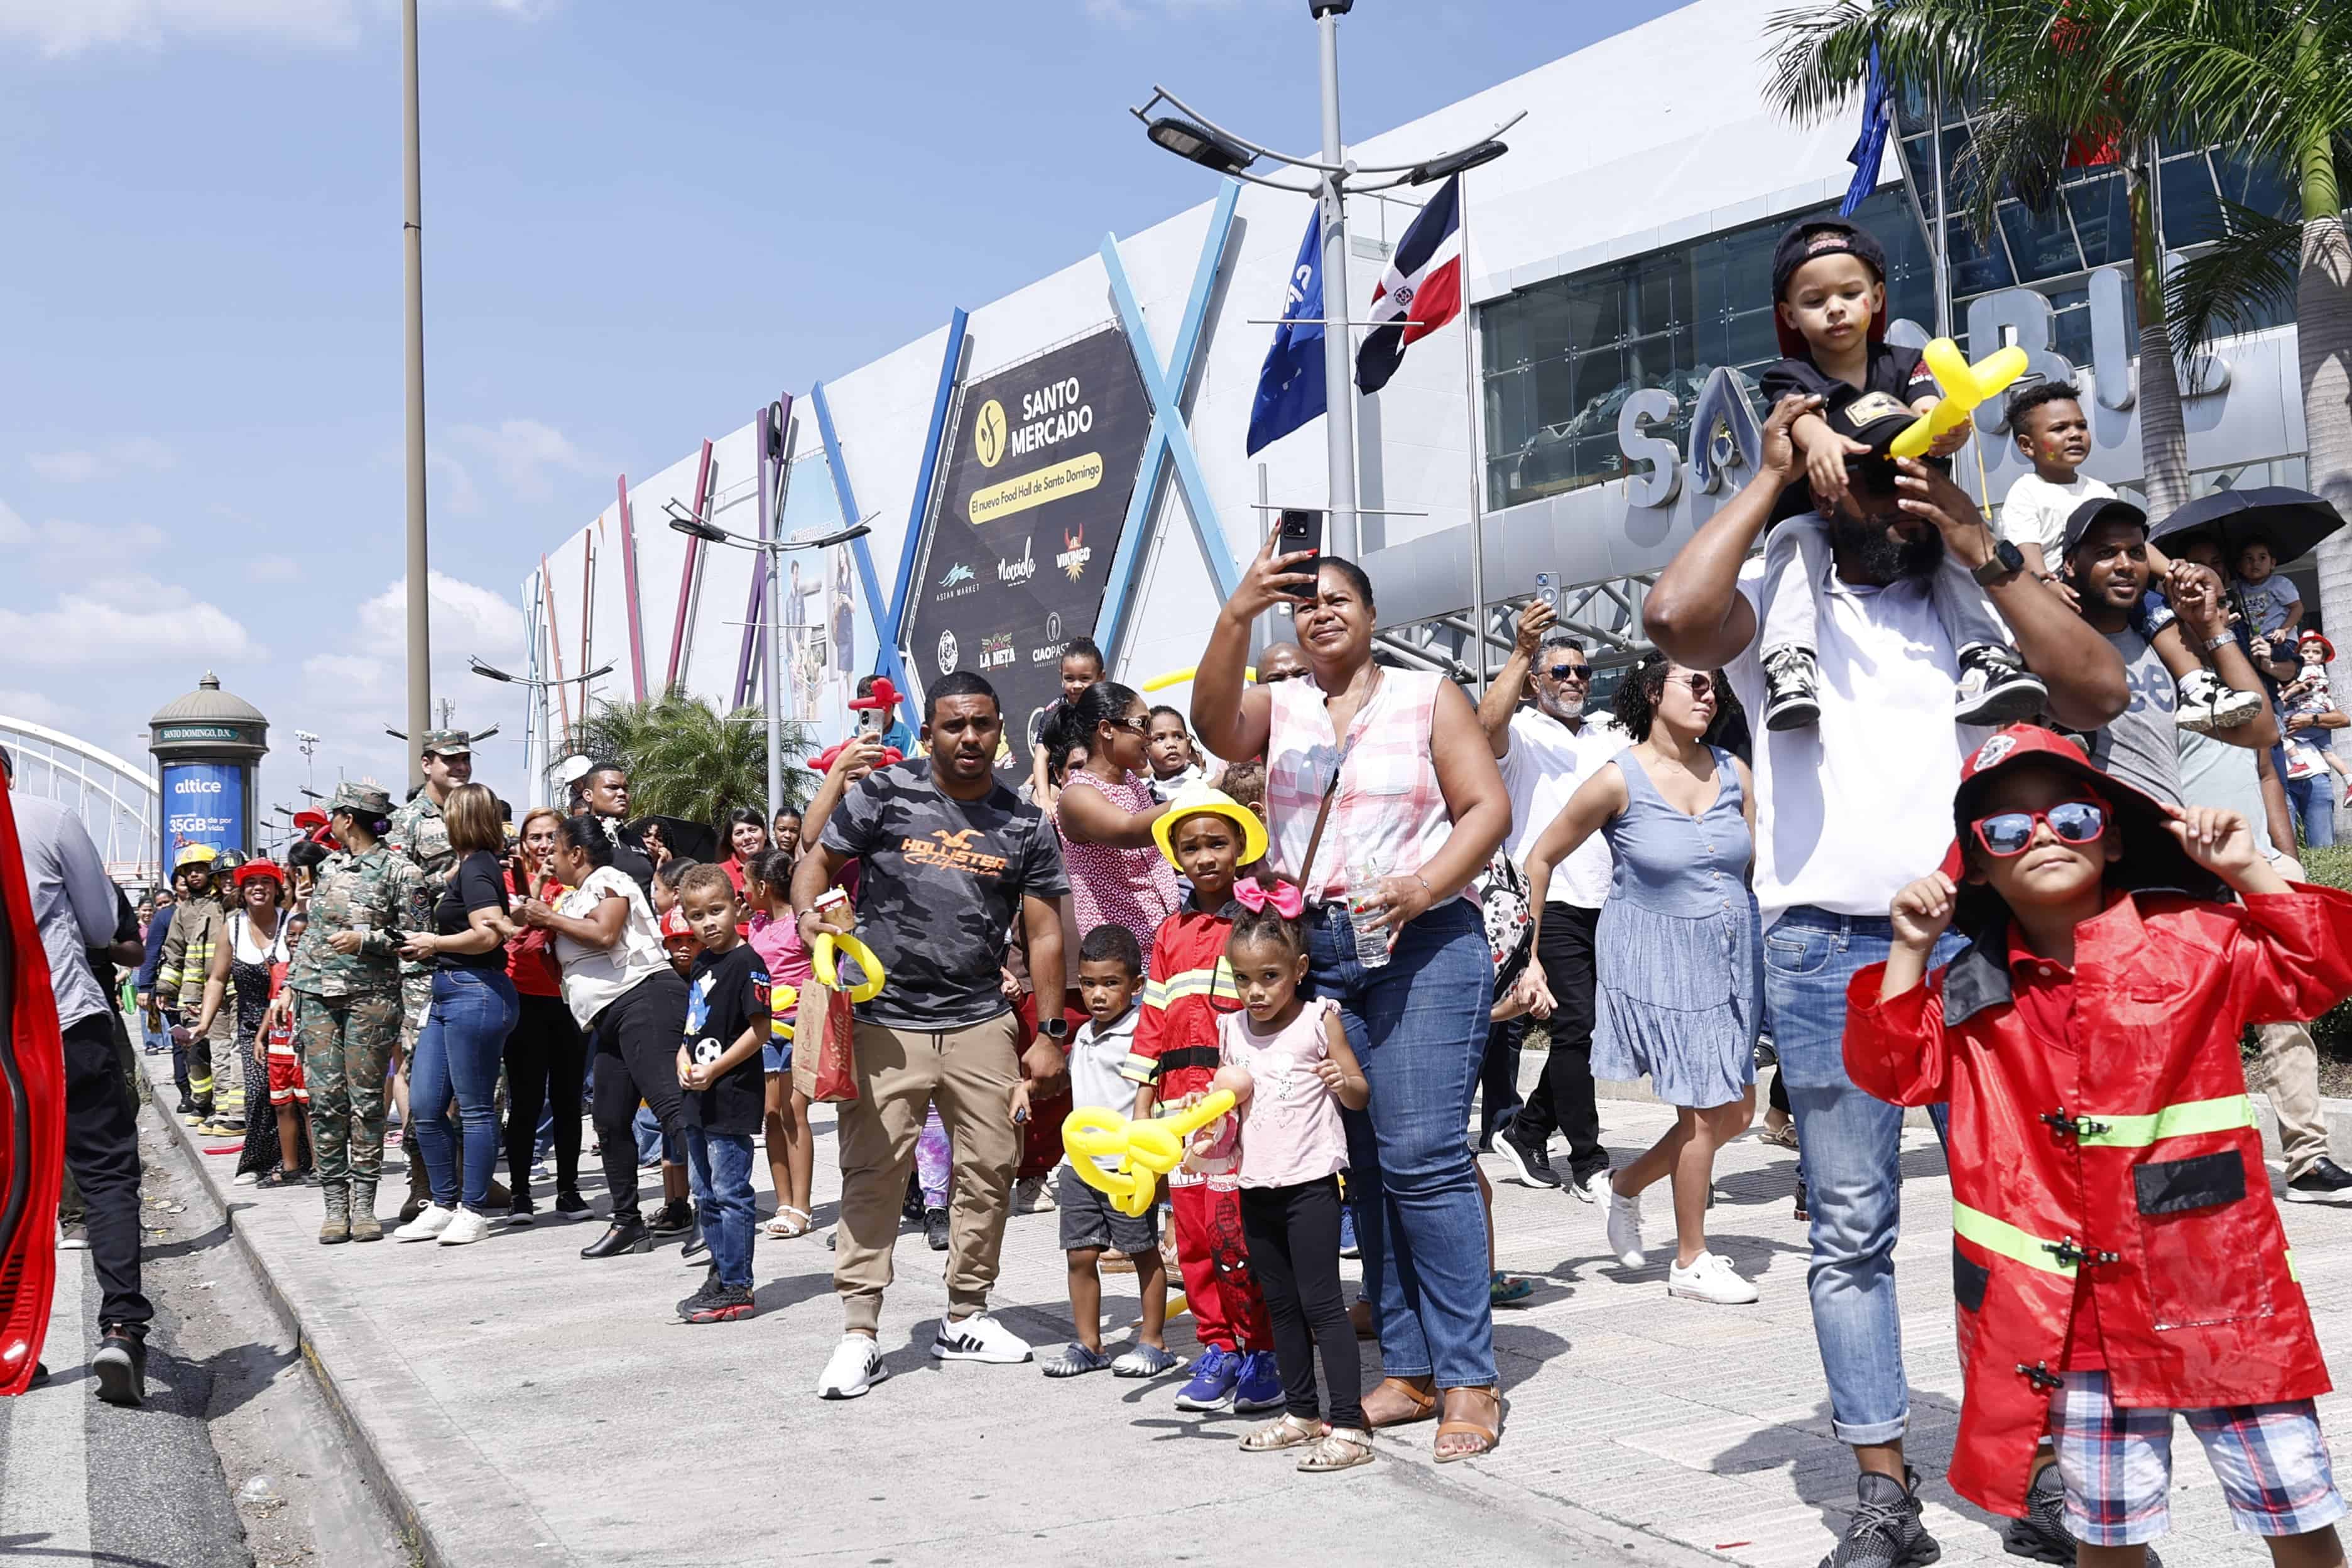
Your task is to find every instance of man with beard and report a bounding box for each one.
[1647,391,2125,1565]
[1479,604,1623,1199]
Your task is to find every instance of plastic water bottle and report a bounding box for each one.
[1348,854,1395,969]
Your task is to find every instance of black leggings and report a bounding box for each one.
[505,993,586,1194]
[587,972,688,1224]
[1239,1176,1363,1430]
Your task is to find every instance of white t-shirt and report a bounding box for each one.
[1998,471,2115,558]
[1065,1006,1140,1172]
[1498,708,1629,908]
[1724,557,1991,929]
[551,865,670,1028]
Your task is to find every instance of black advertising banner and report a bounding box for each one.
[905,326,1152,771]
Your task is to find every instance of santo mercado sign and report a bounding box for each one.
[1362,261,2298,630]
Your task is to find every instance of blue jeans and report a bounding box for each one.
[683,1128,756,1288]
[1765,907,1962,1446]
[2287,770,2338,849]
[1304,896,1496,1390]
[410,968,519,1213]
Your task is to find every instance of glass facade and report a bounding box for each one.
[1479,190,1935,513]
[1476,87,2299,516]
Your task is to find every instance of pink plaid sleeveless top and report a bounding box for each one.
[1264,668,1459,903]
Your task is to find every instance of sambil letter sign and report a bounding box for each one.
[904,327,1152,768]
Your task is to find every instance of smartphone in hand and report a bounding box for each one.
[1277,508,1323,598]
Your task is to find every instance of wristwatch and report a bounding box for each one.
[1038,1015,1070,1042]
[1971,538,2027,586]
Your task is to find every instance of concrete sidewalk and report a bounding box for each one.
[140,1048,2352,1567]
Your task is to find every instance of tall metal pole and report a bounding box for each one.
[1314,4,1360,562]
[1458,181,1487,695]
[763,411,800,825]
[400,0,432,785]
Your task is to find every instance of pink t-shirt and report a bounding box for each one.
[747,910,814,1015]
[1219,996,1349,1189]
[1055,768,1180,952]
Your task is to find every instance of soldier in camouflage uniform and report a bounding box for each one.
[384,729,469,1221]
[285,781,419,1244]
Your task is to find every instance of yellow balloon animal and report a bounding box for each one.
[1887,339,2029,460]
[1060,1091,1238,1217]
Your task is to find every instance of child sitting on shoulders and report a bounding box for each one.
[1200,903,1372,1473]
[672,865,771,1325]
[1039,925,1175,1380]
[1845,724,2352,1564]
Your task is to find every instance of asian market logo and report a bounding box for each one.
[936,630,960,675]
[996,536,1035,586]
[979,632,1016,671]
[974,399,1008,469]
[1057,526,1092,583]
[937,562,974,589]
[934,560,977,602]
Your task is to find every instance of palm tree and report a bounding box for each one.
[1766,0,2198,509]
[569,689,814,830]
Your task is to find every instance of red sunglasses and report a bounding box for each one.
[1970,800,2108,858]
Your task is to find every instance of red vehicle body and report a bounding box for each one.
[0,780,67,1396]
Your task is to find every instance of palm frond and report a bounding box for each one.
[2166,200,2304,352]
[567,689,815,832]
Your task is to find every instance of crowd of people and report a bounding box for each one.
[21,212,2352,1567]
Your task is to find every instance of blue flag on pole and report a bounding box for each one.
[1246,205,1327,457]
[1840,40,1890,216]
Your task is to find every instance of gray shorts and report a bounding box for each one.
[1056,1163,1158,1256]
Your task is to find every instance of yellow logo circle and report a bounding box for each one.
[974,399,1008,469]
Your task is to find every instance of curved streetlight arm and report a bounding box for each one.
[1140,86,1524,179]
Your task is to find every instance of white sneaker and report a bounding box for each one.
[395,1203,455,1242]
[437,1207,491,1247]
[817,1334,889,1400]
[1667,1250,1759,1304]
[1011,1175,1057,1214]
[1565,1166,1609,1205]
[1605,1185,1645,1269]
[931,1311,1033,1364]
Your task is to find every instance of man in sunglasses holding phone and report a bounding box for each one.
[1478,600,1624,1199]
[1648,391,2127,1562]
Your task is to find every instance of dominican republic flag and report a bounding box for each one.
[1355,173,1462,396]
[1246,204,1328,456]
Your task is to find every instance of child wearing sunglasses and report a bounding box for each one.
[1845,724,2352,1567]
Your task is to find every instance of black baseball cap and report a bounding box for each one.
[1772,219,1892,357]
[1767,386,1939,522]
[2057,496,2148,563]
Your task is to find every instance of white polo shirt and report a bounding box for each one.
[1723,556,1990,929]
[1498,707,1630,910]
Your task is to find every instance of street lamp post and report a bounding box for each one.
[1130,2,1518,572]
[665,509,873,825]
[400,0,432,790]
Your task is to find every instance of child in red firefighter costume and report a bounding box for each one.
[1846,724,2352,1565]
[1127,787,1283,1413]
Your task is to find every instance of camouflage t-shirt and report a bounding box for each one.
[820,758,1070,1030]
[384,789,454,981]
[288,845,421,999]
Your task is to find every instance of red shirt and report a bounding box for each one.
[1131,903,1243,1099]
[505,868,564,998]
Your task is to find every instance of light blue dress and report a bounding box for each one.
[1591,746,1763,1109]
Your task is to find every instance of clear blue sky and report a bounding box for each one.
[0,0,1689,827]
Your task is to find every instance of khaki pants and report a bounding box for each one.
[833,1014,1022,1334]
[2259,1022,2331,1178]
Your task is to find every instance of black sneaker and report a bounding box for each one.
[173,1092,196,1118]
[505,1198,536,1228]
[1819,1467,1937,1568]
[1493,1118,1562,1189]
[92,1325,147,1408]
[1955,643,2049,726]
[1763,645,1822,731]
[903,1173,927,1223]
[553,1187,591,1217]
[677,1278,756,1324]
[647,1199,694,1236]
[1794,1173,1810,1222]
[682,1233,710,1267]
[2000,1462,2164,1567]
[924,1207,950,1251]
[2287,1156,2352,1204]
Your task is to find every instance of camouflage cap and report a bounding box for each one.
[328,781,395,818]
[420,729,472,756]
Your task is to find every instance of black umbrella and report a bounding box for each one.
[2148,486,2346,568]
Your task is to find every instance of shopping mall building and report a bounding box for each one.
[521,0,2317,785]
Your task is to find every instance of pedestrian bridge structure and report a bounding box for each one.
[0,715,158,888]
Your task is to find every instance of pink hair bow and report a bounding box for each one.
[1231,878,1304,918]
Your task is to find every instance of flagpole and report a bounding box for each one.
[1315,4,1361,562]
[1457,177,1488,696]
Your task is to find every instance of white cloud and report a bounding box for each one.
[298,570,527,749]
[26,437,175,482]
[0,687,75,727]
[450,418,602,504]
[0,498,27,545]
[0,0,558,58]
[428,451,486,518]
[0,574,258,668]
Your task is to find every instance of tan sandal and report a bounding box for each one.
[1433,1387,1501,1463]
[1364,1376,1437,1429]
[1239,1413,1327,1451]
[1297,1427,1375,1472]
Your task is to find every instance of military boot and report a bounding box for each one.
[349,1179,383,1243]
[319,1182,351,1245]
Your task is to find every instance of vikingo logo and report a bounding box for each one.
[901,827,1008,876]
[1057,526,1092,583]
[937,629,960,675]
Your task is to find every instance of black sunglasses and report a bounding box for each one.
[1545,663,1591,683]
